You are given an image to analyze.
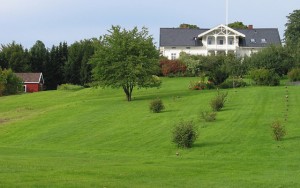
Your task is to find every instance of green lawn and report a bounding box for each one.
[0,77,300,187]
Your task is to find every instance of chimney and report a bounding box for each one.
[248,25,253,29]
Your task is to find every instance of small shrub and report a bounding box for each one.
[57,84,84,91]
[250,68,280,86]
[172,121,198,148]
[210,91,228,111]
[219,78,247,89]
[189,80,215,90]
[207,69,229,86]
[271,121,286,141]
[149,98,165,113]
[201,111,217,122]
[288,68,300,82]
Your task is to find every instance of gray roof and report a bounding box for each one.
[237,29,281,47]
[15,73,44,83]
[160,28,281,47]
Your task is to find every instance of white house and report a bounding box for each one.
[159,24,281,60]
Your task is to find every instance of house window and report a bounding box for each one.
[219,39,224,45]
[250,39,256,43]
[208,37,212,45]
[229,38,234,45]
[261,38,267,43]
[171,53,176,60]
[186,47,191,49]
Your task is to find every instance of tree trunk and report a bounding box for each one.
[123,84,134,101]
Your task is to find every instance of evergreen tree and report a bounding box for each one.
[65,39,98,85]
[29,40,48,72]
[44,43,68,90]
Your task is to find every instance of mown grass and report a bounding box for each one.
[0,77,300,187]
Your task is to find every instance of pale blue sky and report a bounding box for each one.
[0,0,298,49]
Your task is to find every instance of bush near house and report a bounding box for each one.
[287,68,300,82]
[159,60,187,77]
[218,78,247,89]
[250,68,280,86]
[189,80,215,90]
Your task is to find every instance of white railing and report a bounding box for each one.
[207,45,236,50]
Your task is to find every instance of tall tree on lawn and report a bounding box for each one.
[91,26,160,101]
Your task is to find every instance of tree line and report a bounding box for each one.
[0,39,101,90]
[0,9,299,94]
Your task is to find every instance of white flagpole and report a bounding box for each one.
[226,0,228,54]
[226,0,228,26]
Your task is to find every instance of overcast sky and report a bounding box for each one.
[0,0,298,49]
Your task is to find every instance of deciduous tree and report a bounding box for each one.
[91,26,160,101]
[285,9,300,47]
[0,42,30,72]
[228,21,248,29]
[179,24,199,29]
[0,68,22,96]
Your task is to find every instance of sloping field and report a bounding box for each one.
[0,78,299,187]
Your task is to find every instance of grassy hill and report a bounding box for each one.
[0,78,300,187]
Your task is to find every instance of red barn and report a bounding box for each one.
[15,73,44,93]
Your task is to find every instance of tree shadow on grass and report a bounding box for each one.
[193,141,229,148]
[161,109,179,113]
[283,136,300,141]
[133,90,200,101]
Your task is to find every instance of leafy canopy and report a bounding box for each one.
[179,24,200,29]
[285,9,300,46]
[228,21,248,29]
[91,26,160,101]
[0,68,22,96]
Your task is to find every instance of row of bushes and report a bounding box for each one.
[189,67,300,89]
[249,69,280,86]
[57,84,84,91]
[149,81,288,148]
[249,67,300,85]
[160,54,300,86]
[189,78,247,90]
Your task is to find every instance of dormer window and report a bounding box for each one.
[261,38,267,43]
[250,39,256,43]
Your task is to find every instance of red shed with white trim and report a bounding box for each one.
[15,73,44,93]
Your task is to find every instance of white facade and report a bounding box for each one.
[160,25,263,60]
